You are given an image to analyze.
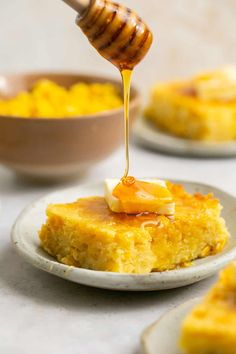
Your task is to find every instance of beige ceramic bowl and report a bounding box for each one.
[0,72,140,180]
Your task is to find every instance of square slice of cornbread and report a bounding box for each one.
[181,262,236,354]
[145,82,236,142]
[39,183,229,274]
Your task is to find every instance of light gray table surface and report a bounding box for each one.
[0,143,236,354]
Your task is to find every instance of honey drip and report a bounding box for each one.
[121,69,132,179]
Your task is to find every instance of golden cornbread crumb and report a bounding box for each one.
[39,183,229,274]
[145,68,236,141]
[0,79,122,118]
[181,262,236,354]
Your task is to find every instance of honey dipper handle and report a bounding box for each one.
[62,0,91,14]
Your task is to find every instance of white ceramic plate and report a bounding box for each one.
[12,180,236,291]
[141,297,201,354]
[134,119,236,157]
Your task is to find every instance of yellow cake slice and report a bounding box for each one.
[39,182,229,274]
[145,67,236,142]
[181,261,236,354]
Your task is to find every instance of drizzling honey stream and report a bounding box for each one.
[121,69,132,178]
[77,0,153,180]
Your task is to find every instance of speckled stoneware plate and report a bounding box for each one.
[141,297,201,354]
[12,180,236,291]
[134,119,236,158]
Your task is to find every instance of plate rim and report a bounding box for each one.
[141,297,202,354]
[11,179,236,290]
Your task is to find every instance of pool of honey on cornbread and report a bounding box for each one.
[39,182,229,274]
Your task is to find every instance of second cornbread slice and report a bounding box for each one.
[145,68,236,142]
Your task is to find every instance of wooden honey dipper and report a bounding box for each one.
[62,0,153,70]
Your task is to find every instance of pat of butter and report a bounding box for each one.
[193,66,236,102]
[104,178,175,215]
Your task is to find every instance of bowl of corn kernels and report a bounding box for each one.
[0,72,140,180]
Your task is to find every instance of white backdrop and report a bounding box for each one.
[1,0,236,95]
[1,3,236,354]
